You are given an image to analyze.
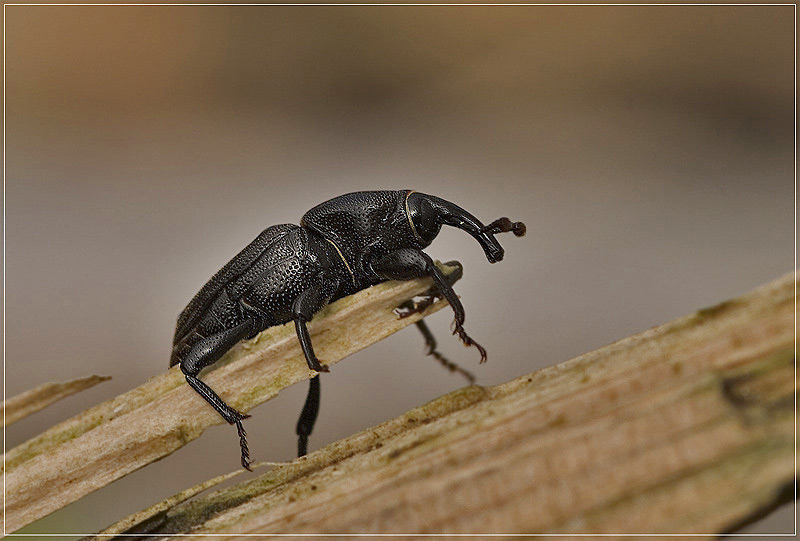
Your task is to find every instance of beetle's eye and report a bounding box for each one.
[407,192,441,246]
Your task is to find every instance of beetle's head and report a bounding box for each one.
[407,192,525,264]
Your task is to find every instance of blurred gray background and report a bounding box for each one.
[4,4,794,535]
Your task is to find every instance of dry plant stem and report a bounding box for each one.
[2,264,460,534]
[90,461,285,537]
[2,374,111,428]
[101,273,795,538]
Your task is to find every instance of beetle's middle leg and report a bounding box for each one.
[295,374,320,457]
[179,319,258,469]
[372,249,487,362]
[292,278,340,373]
[291,274,340,456]
[293,297,324,457]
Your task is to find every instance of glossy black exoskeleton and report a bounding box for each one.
[171,190,525,469]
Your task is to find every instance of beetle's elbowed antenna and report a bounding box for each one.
[406,192,526,363]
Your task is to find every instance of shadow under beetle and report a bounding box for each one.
[171,190,525,469]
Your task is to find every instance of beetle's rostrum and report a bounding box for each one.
[171,190,525,469]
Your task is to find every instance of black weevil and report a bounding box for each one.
[171,190,525,469]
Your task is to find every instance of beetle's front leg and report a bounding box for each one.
[414,319,476,384]
[372,249,487,362]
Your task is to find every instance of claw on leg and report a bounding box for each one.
[452,318,488,363]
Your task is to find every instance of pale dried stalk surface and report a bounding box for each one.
[3,268,458,533]
[101,273,795,538]
[2,374,111,428]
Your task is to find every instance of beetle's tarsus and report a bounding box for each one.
[453,319,488,363]
[415,320,476,384]
[236,419,252,471]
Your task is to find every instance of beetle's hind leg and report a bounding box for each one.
[183,374,251,469]
[372,249,487,363]
[178,319,258,470]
